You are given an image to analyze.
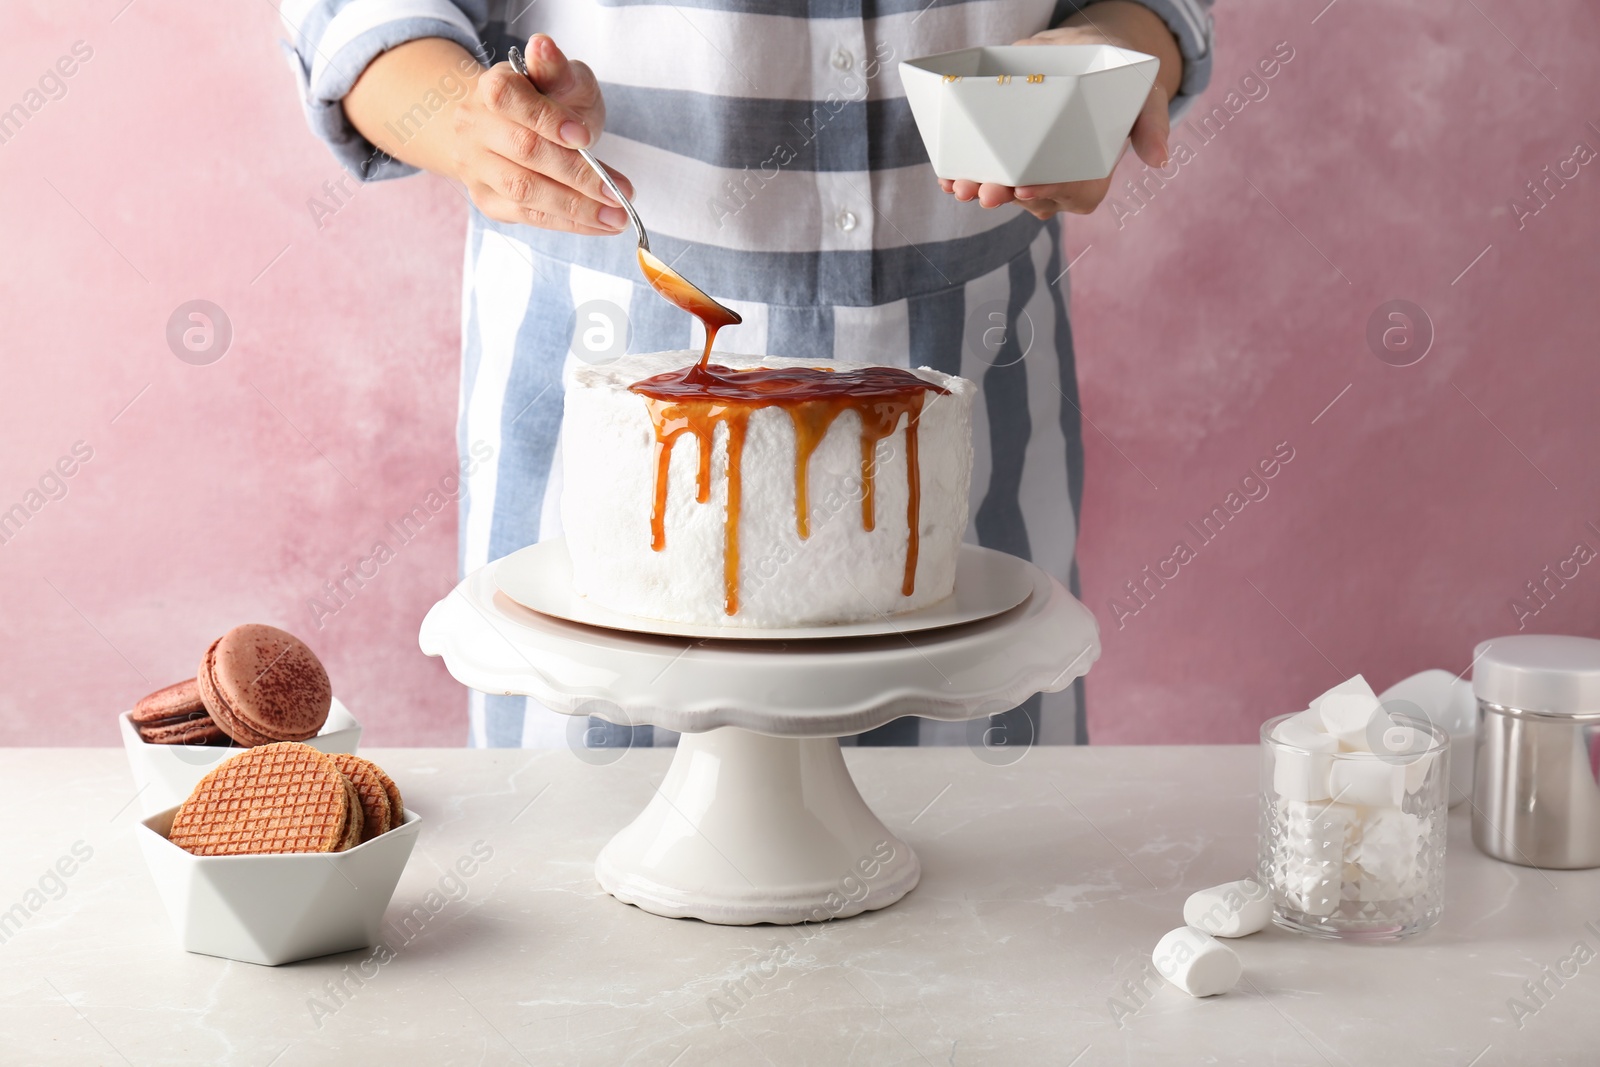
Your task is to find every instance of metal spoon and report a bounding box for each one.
[506,47,741,335]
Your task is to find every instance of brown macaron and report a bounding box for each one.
[130,678,229,746]
[138,717,230,746]
[198,624,332,747]
[328,754,402,842]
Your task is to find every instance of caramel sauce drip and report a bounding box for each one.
[631,247,944,615]
[632,365,946,615]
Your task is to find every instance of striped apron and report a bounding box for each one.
[279,0,1219,746]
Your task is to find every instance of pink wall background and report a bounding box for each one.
[2,1,1597,746]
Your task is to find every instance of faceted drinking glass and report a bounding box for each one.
[1258,712,1448,941]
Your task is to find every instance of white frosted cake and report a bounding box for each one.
[561,351,975,627]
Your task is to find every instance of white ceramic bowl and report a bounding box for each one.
[899,44,1158,186]
[136,804,421,966]
[119,697,362,816]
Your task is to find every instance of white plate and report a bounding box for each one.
[493,539,1033,641]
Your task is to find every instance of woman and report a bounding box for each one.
[281,0,1213,749]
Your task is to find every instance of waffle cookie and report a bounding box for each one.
[198,624,332,747]
[131,678,228,745]
[170,743,360,856]
[335,774,364,852]
[329,753,403,842]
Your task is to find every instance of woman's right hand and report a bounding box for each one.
[451,34,633,235]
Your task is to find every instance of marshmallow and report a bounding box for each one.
[1352,808,1427,897]
[1272,710,1336,751]
[1401,749,1440,795]
[1271,711,1338,801]
[1327,758,1405,808]
[1447,677,1477,806]
[1151,927,1242,997]
[1379,669,1475,806]
[1378,670,1456,725]
[1183,880,1271,937]
[1272,801,1355,916]
[1446,675,1478,736]
[1367,708,1438,789]
[1282,862,1340,916]
[1312,674,1379,713]
[1273,753,1330,802]
[1281,800,1356,861]
[1311,675,1383,750]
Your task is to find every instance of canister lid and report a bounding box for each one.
[1472,635,1600,715]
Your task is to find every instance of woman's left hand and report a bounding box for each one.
[940,1,1183,219]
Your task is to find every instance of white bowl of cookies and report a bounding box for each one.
[121,624,363,815]
[136,743,418,966]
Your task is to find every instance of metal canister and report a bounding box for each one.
[1472,635,1600,869]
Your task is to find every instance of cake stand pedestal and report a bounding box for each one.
[419,547,1099,925]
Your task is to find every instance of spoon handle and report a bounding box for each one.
[506,46,649,251]
[575,148,649,251]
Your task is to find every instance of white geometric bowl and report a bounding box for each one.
[136,804,421,966]
[899,44,1158,186]
[119,697,363,816]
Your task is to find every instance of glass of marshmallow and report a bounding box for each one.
[1258,676,1450,941]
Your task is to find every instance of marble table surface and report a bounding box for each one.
[3,745,1597,1066]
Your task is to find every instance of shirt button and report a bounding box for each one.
[832,48,853,71]
[836,209,858,232]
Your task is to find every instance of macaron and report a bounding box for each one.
[197,624,332,746]
[130,678,229,745]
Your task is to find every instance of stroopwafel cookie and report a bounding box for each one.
[334,774,365,852]
[169,743,358,856]
[328,754,402,842]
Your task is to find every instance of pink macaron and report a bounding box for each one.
[197,624,332,746]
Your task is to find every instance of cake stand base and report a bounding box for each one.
[595,727,920,925]
[421,543,1100,925]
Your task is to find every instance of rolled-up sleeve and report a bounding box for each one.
[1055,0,1215,121]
[279,0,488,181]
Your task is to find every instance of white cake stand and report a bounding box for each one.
[419,543,1100,925]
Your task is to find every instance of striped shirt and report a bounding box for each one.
[283,0,1212,305]
[279,0,1215,748]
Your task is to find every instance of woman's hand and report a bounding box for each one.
[346,34,633,235]
[453,35,633,234]
[939,1,1182,219]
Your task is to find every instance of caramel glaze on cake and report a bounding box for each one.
[628,255,948,616]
